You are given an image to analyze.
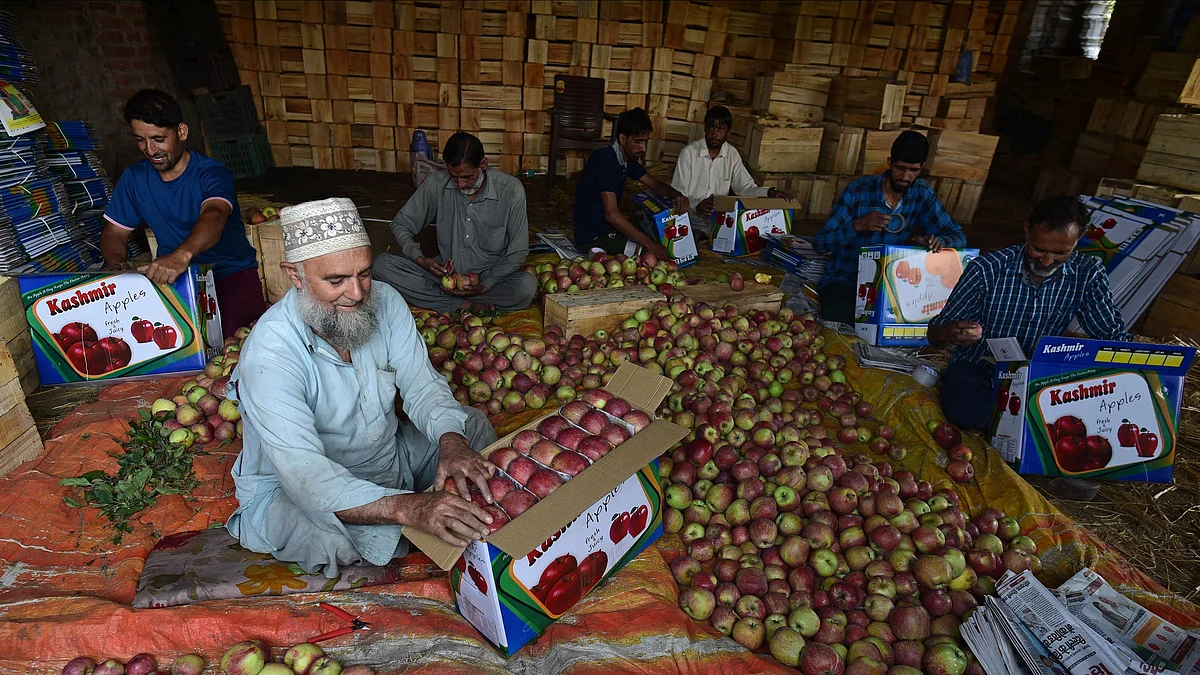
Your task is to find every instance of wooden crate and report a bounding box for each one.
[1134,52,1200,105]
[544,286,667,338]
[924,129,998,182]
[817,123,865,175]
[1069,132,1146,179]
[826,76,906,130]
[0,276,27,344]
[682,281,783,315]
[746,119,821,173]
[1143,273,1200,341]
[256,223,292,304]
[1137,115,1200,193]
[753,72,830,122]
[0,342,39,478]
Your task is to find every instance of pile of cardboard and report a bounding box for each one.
[1072,195,1200,333]
[0,327,41,478]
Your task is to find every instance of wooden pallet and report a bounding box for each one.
[543,286,666,339]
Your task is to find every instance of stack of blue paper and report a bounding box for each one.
[0,10,37,83]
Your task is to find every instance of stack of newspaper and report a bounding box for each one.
[963,568,1200,675]
[852,341,940,375]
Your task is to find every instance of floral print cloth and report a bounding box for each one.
[133,527,434,608]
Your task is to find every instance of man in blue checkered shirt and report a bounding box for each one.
[813,130,966,323]
[927,195,1133,430]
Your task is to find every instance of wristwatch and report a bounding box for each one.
[768,187,778,198]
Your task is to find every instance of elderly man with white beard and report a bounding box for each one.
[226,197,499,577]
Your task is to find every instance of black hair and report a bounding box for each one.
[123,89,185,128]
[442,132,485,167]
[616,108,653,139]
[704,105,733,129]
[890,130,929,164]
[1029,195,1090,234]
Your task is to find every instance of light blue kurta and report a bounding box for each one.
[226,282,494,576]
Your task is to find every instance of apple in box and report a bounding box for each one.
[407,363,687,657]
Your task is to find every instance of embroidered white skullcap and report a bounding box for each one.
[279,197,372,263]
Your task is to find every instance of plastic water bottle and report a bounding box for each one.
[410,130,433,160]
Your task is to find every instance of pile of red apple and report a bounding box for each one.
[144,326,251,449]
[525,251,691,296]
[441,271,481,294]
[449,391,650,534]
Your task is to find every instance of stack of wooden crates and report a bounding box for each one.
[0,277,41,478]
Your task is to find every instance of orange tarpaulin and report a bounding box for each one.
[1,260,1197,672]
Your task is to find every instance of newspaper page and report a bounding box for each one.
[1058,568,1200,675]
[536,232,582,259]
[997,570,1127,674]
[962,601,1040,675]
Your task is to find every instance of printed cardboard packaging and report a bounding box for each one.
[632,191,698,267]
[405,363,688,656]
[18,267,222,384]
[711,196,796,257]
[990,336,1196,483]
[854,245,977,346]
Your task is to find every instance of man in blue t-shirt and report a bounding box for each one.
[572,108,688,259]
[101,89,265,338]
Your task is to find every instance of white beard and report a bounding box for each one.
[296,283,380,351]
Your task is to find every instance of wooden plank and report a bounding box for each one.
[257,223,291,304]
[0,425,42,478]
[1143,273,1200,340]
[682,281,783,315]
[826,76,906,130]
[817,123,865,175]
[544,286,667,338]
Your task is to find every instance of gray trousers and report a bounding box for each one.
[249,407,498,577]
[373,253,538,314]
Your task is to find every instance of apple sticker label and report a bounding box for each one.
[31,274,186,378]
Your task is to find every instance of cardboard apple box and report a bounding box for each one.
[17,266,220,385]
[990,336,1196,483]
[854,245,977,346]
[632,191,699,268]
[711,196,796,257]
[405,362,688,656]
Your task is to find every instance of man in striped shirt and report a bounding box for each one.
[813,130,966,324]
[927,195,1133,431]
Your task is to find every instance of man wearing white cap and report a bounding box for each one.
[226,197,500,577]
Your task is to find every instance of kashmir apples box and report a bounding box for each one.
[990,336,1196,483]
[711,195,796,257]
[854,245,977,346]
[632,191,698,268]
[17,267,222,384]
[405,362,688,657]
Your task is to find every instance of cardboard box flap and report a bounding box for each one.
[605,361,674,413]
[714,196,797,211]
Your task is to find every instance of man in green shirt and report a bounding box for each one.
[374,132,537,313]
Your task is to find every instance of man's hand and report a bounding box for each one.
[138,250,191,284]
[400,491,493,547]
[911,234,944,253]
[646,241,670,261]
[672,194,690,215]
[697,196,715,217]
[444,283,487,297]
[417,256,447,277]
[773,189,796,202]
[435,432,496,503]
[853,211,891,233]
[937,321,984,347]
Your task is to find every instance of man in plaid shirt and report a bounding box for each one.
[813,130,966,323]
[928,195,1133,430]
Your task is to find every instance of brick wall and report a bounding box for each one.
[9,0,203,175]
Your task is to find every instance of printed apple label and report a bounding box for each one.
[454,544,505,649]
[1084,211,1146,249]
[882,250,970,323]
[990,366,1028,464]
[1033,372,1164,474]
[507,473,654,617]
[30,274,187,378]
